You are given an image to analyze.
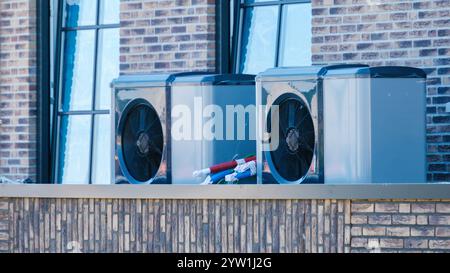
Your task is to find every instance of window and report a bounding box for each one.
[53,0,120,184]
[234,0,312,74]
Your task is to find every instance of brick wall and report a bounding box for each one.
[0,198,350,253]
[119,0,216,74]
[0,0,37,181]
[1,197,449,253]
[311,0,450,182]
[350,200,450,252]
[0,198,8,252]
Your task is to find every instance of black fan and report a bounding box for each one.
[267,95,315,182]
[120,100,164,182]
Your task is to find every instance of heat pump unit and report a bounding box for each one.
[256,65,427,184]
[170,74,256,184]
[112,73,256,184]
[112,74,176,184]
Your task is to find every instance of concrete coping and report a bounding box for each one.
[1,184,450,199]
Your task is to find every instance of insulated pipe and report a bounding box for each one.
[193,156,257,177]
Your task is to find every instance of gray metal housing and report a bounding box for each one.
[171,74,256,184]
[323,66,427,183]
[112,73,175,184]
[111,73,256,185]
[256,65,427,184]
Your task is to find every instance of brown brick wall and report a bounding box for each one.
[119,0,216,74]
[0,198,8,252]
[311,0,450,182]
[350,200,450,252]
[0,0,37,181]
[0,198,350,253]
[1,197,450,253]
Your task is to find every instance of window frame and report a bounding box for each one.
[51,0,120,184]
[215,1,231,74]
[37,0,52,183]
[232,0,312,73]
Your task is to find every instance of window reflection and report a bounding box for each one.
[239,6,279,74]
[237,1,312,74]
[279,3,312,66]
[96,28,120,110]
[61,30,96,112]
[244,0,272,3]
[100,0,120,24]
[57,115,92,184]
[56,0,120,184]
[91,115,112,184]
[64,0,98,27]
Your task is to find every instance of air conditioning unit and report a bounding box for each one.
[256,65,427,184]
[112,73,256,184]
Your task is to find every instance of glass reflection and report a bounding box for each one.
[96,28,120,110]
[239,6,279,74]
[100,0,120,24]
[57,115,92,184]
[57,0,120,185]
[61,30,96,112]
[279,4,312,66]
[91,115,111,184]
[244,0,273,3]
[64,0,98,27]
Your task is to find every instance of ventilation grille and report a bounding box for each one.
[267,95,315,182]
[120,100,164,182]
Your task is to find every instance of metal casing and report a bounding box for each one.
[323,66,427,183]
[257,66,328,184]
[112,73,256,184]
[170,74,256,184]
[112,74,175,184]
[257,65,427,184]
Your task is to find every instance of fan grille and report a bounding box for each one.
[267,95,315,182]
[120,100,164,182]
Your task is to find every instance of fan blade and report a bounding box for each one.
[144,113,159,133]
[299,130,314,136]
[295,107,309,129]
[150,135,164,153]
[286,153,302,180]
[299,138,314,153]
[121,103,164,182]
[295,152,309,171]
[144,154,155,174]
[147,116,163,136]
[277,108,288,132]
[138,106,147,132]
[149,142,163,157]
[278,121,287,139]
[125,111,139,138]
[288,100,296,128]
[268,95,316,183]
[279,135,290,153]
[124,146,141,177]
